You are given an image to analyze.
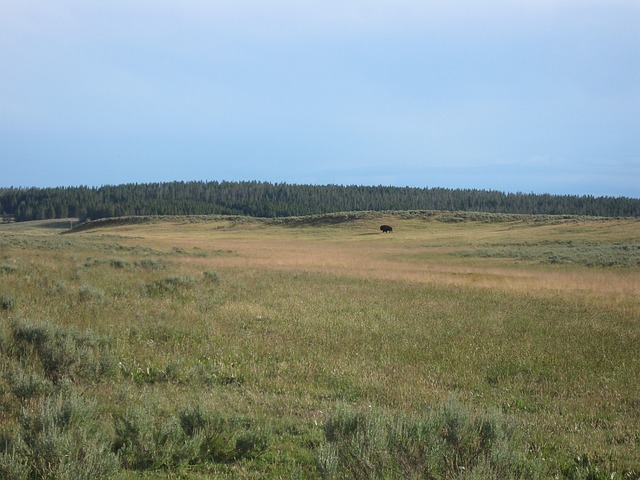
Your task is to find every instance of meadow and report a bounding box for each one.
[0,211,638,479]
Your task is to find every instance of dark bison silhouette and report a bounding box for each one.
[380,225,393,233]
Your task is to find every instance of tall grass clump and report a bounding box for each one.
[318,400,542,480]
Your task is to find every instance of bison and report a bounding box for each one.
[380,225,393,233]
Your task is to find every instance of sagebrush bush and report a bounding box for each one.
[318,401,543,480]
[84,257,131,269]
[203,270,221,283]
[112,406,156,470]
[0,392,119,480]
[8,319,116,383]
[141,275,195,296]
[0,296,16,311]
[0,435,30,480]
[109,258,130,269]
[78,285,105,302]
[134,258,166,270]
[8,369,54,401]
[113,404,269,471]
[51,281,69,295]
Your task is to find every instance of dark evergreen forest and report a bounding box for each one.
[1,181,639,222]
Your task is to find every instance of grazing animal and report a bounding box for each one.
[380,225,393,233]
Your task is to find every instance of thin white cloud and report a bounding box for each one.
[4,1,635,42]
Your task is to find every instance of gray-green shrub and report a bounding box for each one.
[1,296,16,311]
[0,432,30,480]
[141,275,195,296]
[78,285,105,302]
[3,392,119,480]
[318,400,543,479]
[8,369,53,401]
[113,404,269,471]
[134,258,166,270]
[8,319,116,383]
[203,270,221,283]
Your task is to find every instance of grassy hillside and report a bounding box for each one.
[1,212,638,478]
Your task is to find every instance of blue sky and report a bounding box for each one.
[1,1,638,197]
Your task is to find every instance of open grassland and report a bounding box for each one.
[0,212,638,479]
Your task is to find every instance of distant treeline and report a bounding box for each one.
[1,181,639,222]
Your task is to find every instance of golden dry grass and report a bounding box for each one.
[74,215,640,300]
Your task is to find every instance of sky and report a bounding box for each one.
[1,1,639,197]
